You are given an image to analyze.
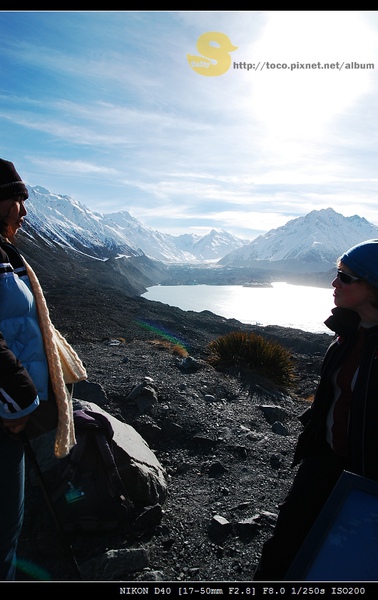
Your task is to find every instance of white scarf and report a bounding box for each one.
[24,260,87,458]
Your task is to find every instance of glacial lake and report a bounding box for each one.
[142,282,335,334]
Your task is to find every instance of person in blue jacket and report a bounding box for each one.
[0,159,86,580]
[253,239,378,580]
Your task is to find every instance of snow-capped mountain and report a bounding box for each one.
[21,185,378,277]
[219,208,378,272]
[24,185,248,263]
[175,229,248,261]
[24,186,140,260]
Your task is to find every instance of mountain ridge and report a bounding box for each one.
[25,185,248,264]
[19,184,378,293]
[219,207,378,272]
[25,185,378,273]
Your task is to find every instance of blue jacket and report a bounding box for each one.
[0,236,45,420]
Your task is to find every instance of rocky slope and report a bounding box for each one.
[15,276,332,584]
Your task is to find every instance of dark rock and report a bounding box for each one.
[80,548,149,580]
[208,515,232,541]
[126,378,159,413]
[204,394,217,402]
[74,380,108,405]
[178,356,202,372]
[259,404,290,424]
[272,421,290,436]
[270,453,284,470]
[132,504,163,535]
[192,434,217,449]
[208,461,228,477]
[234,515,260,538]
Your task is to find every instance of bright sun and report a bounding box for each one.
[250,11,376,150]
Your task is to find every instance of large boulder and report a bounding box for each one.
[29,400,167,508]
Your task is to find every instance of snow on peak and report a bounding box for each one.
[219,207,378,270]
[23,185,377,271]
[24,185,247,263]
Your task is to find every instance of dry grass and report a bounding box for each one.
[207,330,295,389]
[148,339,189,357]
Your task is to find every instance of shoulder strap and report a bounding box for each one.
[58,431,87,485]
[0,238,27,276]
[93,431,130,501]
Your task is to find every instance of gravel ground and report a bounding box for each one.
[17,289,331,583]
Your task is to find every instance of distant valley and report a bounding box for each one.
[18,184,378,297]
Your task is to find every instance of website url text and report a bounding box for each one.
[233,61,374,71]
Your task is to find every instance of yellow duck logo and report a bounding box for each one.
[187,32,238,77]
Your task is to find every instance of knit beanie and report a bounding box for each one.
[340,239,378,288]
[0,159,29,201]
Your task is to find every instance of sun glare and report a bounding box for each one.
[250,12,376,151]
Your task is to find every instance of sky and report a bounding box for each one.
[0,10,378,240]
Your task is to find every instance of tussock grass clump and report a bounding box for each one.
[148,339,189,357]
[207,331,295,389]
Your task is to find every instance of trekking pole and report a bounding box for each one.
[20,431,82,581]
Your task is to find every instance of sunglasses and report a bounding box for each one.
[336,270,362,285]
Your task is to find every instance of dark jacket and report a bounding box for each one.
[293,307,378,481]
[0,237,39,419]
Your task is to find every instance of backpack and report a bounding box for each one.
[52,408,133,533]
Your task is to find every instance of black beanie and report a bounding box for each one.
[0,159,29,201]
